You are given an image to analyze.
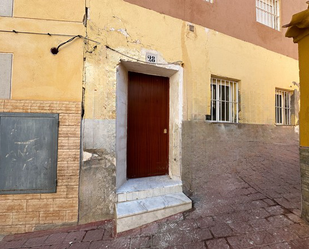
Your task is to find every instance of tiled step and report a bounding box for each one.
[116,192,192,233]
[116,175,183,202]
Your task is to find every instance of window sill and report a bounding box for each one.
[206,121,238,125]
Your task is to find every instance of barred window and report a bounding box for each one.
[210,77,239,123]
[275,89,293,125]
[256,0,280,30]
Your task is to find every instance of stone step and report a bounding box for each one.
[115,192,192,233]
[116,175,183,203]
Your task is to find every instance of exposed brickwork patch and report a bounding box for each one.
[0,100,81,234]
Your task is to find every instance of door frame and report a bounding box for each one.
[116,60,183,189]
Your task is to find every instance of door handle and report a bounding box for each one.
[163,129,167,134]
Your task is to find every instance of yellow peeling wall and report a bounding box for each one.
[298,35,309,147]
[84,0,299,125]
[0,0,85,101]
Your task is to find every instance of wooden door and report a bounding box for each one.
[127,72,169,178]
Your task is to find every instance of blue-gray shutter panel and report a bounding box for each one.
[0,113,59,194]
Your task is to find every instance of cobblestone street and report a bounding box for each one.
[1,126,309,248]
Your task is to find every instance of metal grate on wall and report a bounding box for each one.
[0,113,59,194]
[256,0,280,30]
[210,77,239,123]
[275,89,293,125]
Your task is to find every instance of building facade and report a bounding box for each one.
[81,0,306,233]
[0,0,306,234]
[0,0,85,234]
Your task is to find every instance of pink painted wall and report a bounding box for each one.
[125,0,307,59]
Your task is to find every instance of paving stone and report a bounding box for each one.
[44,233,67,245]
[83,229,104,242]
[69,241,91,249]
[63,230,86,244]
[152,231,192,247]
[267,227,299,243]
[130,236,151,248]
[267,215,294,228]
[228,221,253,234]
[196,216,216,228]
[24,236,48,247]
[140,222,159,235]
[249,218,273,231]
[266,205,286,215]
[210,223,233,238]
[191,228,213,241]
[285,213,302,223]
[183,241,205,249]
[263,199,277,206]
[206,238,230,249]
[0,239,26,249]
[288,224,309,238]
[227,231,276,249]
[88,237,130,249]
[248,208,270,220]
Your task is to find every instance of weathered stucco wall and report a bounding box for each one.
[298,35,309,147]
[84,0,299,126]
[182,122,299,196]
[0,3,84,101]
[14,0,85,22]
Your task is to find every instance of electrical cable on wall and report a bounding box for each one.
[105,45,183,66]
[0,29,100,54]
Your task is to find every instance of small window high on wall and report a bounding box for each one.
[0,0,14,17]
[0,53,12,99]
[256,0,280,30]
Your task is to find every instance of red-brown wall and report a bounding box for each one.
[125,0,307,59]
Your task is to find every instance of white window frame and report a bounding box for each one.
[256,0,280,30]
[210,77,239,123]
[0,0,14,17]
[275,89,293,125]
[0,53,13,99]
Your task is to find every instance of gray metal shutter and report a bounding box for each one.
[0,113,59,194]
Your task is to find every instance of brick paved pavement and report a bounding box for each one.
[2,130,309,248]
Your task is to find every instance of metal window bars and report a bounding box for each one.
[275,89,292,125]
[210,77,238,123]
[256,0,280,30]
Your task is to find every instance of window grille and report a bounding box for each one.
[275,89,293,125]
[210,77,239,123]
[256,0,280,30]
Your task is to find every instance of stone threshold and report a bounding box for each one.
[115,175,192,233]
[116,175,183,202]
